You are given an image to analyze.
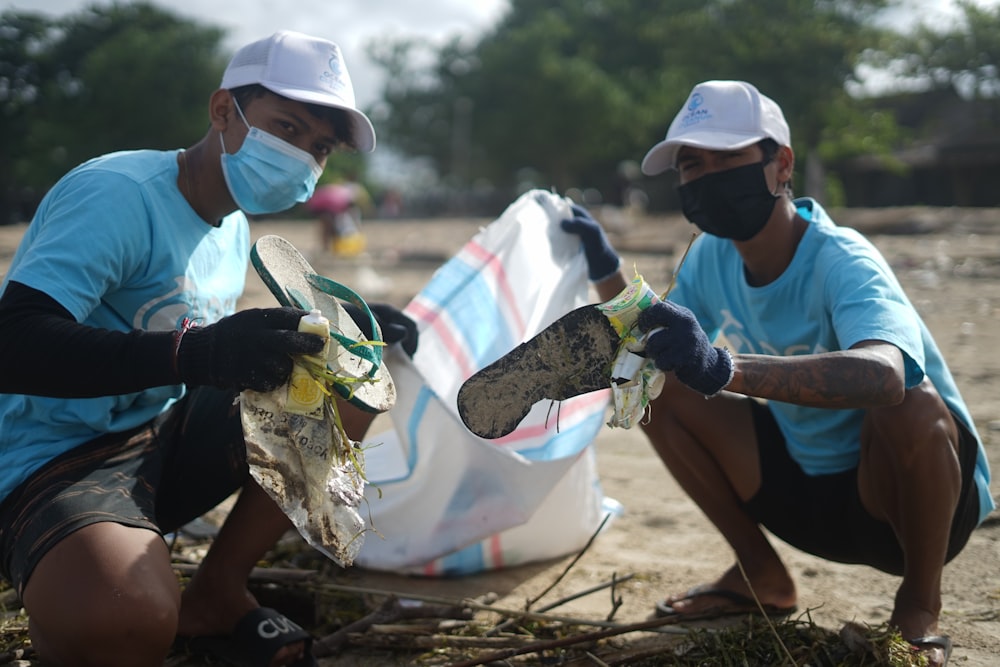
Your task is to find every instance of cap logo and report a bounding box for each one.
[318,50,347,97]
[678,92,711,129]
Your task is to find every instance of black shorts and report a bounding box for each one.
[0,387,248,595]
[743,399,981,576]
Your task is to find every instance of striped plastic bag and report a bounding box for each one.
[354,190,617,575]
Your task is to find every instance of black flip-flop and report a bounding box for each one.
[174,606,317,667]
[457,304,618,439]
[908,635,952,667]
[654,586,797,621]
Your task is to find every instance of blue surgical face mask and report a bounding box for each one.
[220,99,323,215]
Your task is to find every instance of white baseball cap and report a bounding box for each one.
[221,30,376,153]
[640,80,790,175]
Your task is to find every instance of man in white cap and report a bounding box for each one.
[0,31,414,666]
[561,80,990,666]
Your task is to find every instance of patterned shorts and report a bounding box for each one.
[0,387,247,595]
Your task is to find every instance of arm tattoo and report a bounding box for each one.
[731,350,904,408]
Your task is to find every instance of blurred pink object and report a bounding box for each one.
[306,184,355,214]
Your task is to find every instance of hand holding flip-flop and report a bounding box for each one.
[638,300,734,397]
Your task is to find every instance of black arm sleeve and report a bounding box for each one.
[0,281,181,397]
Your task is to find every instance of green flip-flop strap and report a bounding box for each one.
[285,273,383,377]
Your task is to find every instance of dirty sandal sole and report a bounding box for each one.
[457,305,618,439]
[251,235,395,414]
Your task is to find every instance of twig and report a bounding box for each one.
[312,582,625,629]
[735,557,795,666]
[659,231,698,301]
[524,512,612,609]
[342,633,535,650]
[605,572,624,622]
[488,573,635,636]
[539,573,635,615]
[171,562,318,583]
[446,613,700,667]
[313,595,474,656]
[488,513,615,636]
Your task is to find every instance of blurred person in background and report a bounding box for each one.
[306,173,372,257]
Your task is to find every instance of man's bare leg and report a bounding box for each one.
[859,379,961,666]
[641,381,796,614]
[23,523,180,667]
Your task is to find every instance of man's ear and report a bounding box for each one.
[209,89,235,132]
[776,145,795,183]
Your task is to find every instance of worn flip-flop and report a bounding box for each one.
[457,272,666,439]
[908,635,952,667]
[653,586,798,621]
[173,606,317,667]
[251,235,395,414]
[457,304,618,439]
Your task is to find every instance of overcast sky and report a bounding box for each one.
[3,0,509,108]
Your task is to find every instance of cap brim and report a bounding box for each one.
[264,85,376,153]
[640,131,766,175]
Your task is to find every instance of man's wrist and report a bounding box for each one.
[589,254,622,283]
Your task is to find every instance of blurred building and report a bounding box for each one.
[838,88,1000,207]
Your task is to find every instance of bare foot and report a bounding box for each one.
[891,600,949,667]
[660,563,796,616]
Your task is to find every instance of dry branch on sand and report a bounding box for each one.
[0,522,933,667]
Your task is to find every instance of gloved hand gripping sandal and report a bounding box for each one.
[250,234,395,413]
[239,235,396,567]
[458,274,664,439]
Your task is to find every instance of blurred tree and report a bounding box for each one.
[0,11,59,223]
[0,2,226,223]
[866,0,1000,99]
[370,0,900,206]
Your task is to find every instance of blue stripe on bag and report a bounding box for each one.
[421,256,520,364]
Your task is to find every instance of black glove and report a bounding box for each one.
[638,301,734,397]
[560,204,621,282]
[176,307,325,392]
[344,302,419,358]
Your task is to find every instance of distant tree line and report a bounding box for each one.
[2,0,999,222]
[369,0,1000,210]
[1,3,225,223]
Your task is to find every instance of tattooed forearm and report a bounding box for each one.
[726,345,906,408]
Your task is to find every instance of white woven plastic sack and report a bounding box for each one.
[354,190,618,575]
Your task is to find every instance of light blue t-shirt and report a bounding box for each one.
[669,198,994,525]
[0,149,249,503]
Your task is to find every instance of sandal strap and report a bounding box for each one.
[286,273,382,377]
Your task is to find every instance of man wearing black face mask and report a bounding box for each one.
[555,80,991,667]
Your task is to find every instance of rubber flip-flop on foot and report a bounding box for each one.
[908,635,952,667]
[251,235,395,414]
[458,304,618,439]
[174,606,317,667]
[653,587,798,621]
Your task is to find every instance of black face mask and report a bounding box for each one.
[678,161,779,241]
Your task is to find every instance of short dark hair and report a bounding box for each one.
[759,138,780,165]
[228,84,357,150]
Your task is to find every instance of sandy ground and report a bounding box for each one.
[1,204,998,665]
